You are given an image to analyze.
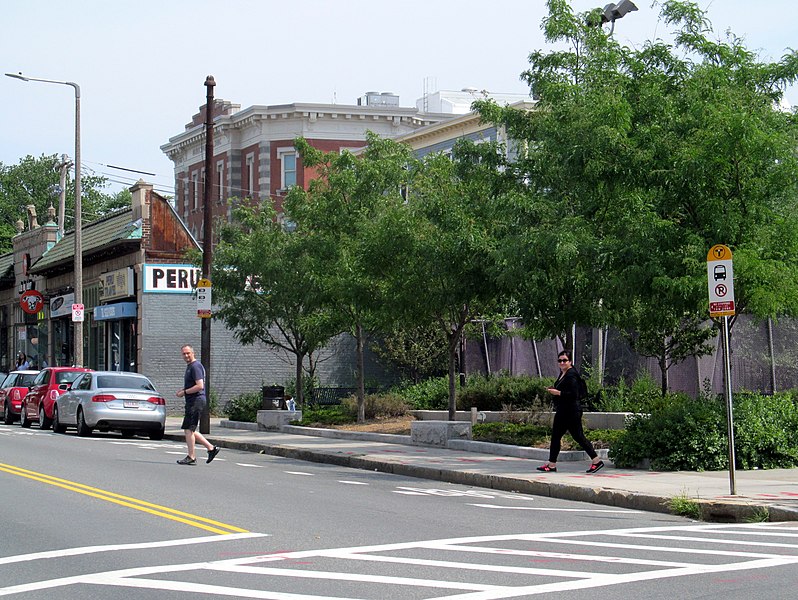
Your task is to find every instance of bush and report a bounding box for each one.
[593,372,667,413]
[609,393,727,471]
[473,422,550,446]
[341,392,410,420]
[298,405,354,426]
[732,391,798,469]
[223,391,262,423]
[457,374,553,411]
[395,376,451,410]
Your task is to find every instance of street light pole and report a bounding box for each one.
[6,72,83,366]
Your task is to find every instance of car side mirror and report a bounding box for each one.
[59,383,70,391]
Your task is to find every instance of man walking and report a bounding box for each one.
[176,344,220,465]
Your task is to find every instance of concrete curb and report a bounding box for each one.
[163,428,798,523]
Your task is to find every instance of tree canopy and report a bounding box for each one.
[0,154,132,252]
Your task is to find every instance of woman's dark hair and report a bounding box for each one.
[557,350,572,361]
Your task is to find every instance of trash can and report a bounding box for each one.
[262,385,284,410]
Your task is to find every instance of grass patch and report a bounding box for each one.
[669,492,702,520]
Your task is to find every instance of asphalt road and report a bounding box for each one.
[3,423,798,599]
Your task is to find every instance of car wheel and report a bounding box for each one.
[120,429,135,439]
[3,402,13,425]
[52,406,66,434]
[149,427,165,441]
[39,405,52,430]
[76,409,92,437]
[20,405,32,428]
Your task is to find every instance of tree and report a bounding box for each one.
[210,202,341,406]
[476,0,798,391]
[365,140,510,418]
[285,133,417,421]
[0,154,133,251]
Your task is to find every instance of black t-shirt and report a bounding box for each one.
[184,360,206,403]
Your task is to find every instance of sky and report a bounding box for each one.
[2,0,796,198]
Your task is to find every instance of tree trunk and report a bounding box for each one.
[659,355,668,396]
[355,321,366,423]
[295,352,304,406]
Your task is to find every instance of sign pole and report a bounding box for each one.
[722,315,736,495]
[707,244,736,495]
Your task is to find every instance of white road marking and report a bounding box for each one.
[338,480,369,485]
[237,463,264,468]
[469,503,639,513]
[284,471,313,476]
[0,532,267,566]
[5,523,798,599]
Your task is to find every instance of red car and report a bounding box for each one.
[1,370,40,424]
[20,367,92,429]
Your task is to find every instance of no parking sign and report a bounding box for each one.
[72,303,85,322]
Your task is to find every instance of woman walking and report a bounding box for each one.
[537,350,604,474]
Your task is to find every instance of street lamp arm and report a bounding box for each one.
[5,72,79,97]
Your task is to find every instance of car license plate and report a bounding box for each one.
[123,400,140,409]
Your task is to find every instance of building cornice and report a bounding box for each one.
[161,102,451,158]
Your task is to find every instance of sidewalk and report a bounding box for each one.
[165,417,798,522]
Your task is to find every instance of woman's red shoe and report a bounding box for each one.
[536,464,556,473]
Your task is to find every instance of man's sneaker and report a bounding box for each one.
[207,446,220,464]
[586,460,605,474]
[177,456,196,466]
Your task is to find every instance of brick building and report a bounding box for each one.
[160,93,450,241]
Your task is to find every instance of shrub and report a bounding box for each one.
[395,376,451,410]
[298,405,354,426]
[223,391,262,423]
[457,374,553,411]
[473,422,550,446]
[341,392,410,420]
[609,393,727,471]
[593,372,666,413]
[732,391,798,469]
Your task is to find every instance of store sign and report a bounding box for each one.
[50,293,76,318]
[100,267,134,301]
[20,290,44,315]
[93,302,137,321]
[143,264,202,294]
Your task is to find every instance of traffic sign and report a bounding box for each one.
[72,303,85,322]
[196,278,212,318]
[707,244,735,317]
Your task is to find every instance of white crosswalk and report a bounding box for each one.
[3,523,798,599]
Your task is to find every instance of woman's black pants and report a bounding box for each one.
[549,409,598,463]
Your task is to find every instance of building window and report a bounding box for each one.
[191,172,200,210]
[245,153,255,198]
[217,160,225,203]
[278,148,297,190]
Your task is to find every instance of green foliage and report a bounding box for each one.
[593,372,669,413]
[283,374,319,406]
[610,391,798,471]
[394,376,452,410]
[472,422,550,446]
[585,428,625,448]
[669,493,702,520]
[223,391,262,423]
[298,405,354,426]
[0,154,132,252]
[609,394,727,471]
[732,391,798,469]
[456,374,553,411]
[370,322,448,384]
[341,392,410,420]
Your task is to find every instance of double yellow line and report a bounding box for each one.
[0,462,248,535]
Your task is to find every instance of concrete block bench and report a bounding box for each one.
[257,410,302,431]
[411,420,472,447]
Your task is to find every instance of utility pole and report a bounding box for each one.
[199,75,215,435]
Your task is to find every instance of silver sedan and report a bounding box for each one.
[53,371,166,440]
